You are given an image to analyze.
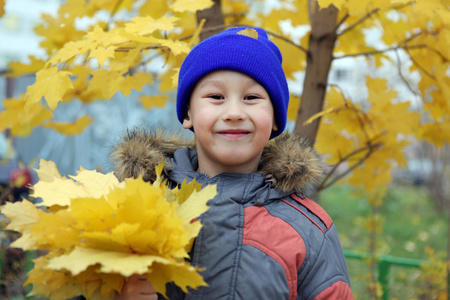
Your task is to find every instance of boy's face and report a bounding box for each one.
[183,70,277,177]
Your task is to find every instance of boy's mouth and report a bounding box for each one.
[217,128,251,138]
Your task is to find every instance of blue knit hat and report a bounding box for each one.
[176,27,289,139]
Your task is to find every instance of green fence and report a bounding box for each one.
[344,250,427,300]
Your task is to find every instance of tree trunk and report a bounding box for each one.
[294,3,338,146]
[196,0,224,41]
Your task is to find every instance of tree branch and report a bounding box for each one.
[394,49,420,97]
[312,142,382,196]
[265,29,308,53]
[178,22,308,53]
[335,13,349,32]
[338,8,380,36]
[333,44,428,59]
[338,2,414,36]
[310,82,386,195]
[406,49,436,80]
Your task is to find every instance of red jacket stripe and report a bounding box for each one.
[281,199,326,235]
[314,280,354,300]
[291,194,333,230]
[243,206,306,300]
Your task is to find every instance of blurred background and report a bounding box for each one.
[0,0,448,299]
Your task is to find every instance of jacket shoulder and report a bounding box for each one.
[265,193,334,236]
[285,193,333,234]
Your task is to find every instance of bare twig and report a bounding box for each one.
[265,29,308,53]
[178,22,308,53]
[338,8,380,36]
[338,2,414,36]
[405,49,437,80]
[328,83,374,141]
[311,142,382,197]
[333,44,424,59]
[394,49,420,96]
[222,10,248,19]
[115,45,168,52]
[335,13,349,32]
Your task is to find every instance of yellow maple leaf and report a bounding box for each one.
[58,0,90,22]
[423,90,448,121]
[158,39,191,56]
[347,157,393,191]
[159,63,184,92]
[86,69,143,99]
[237,28,258,40]
[170,0,214,13]
[148,261,207,294]
[25,66,74,112]
[125,15,178,36]
[138,95,170,109]
[88,0,133,14]
[177,184,215,242]
[133,72,154,87]
[420,120,450,148]
[304,106,339,125]
[117,74,143,97]
[34,14,85,53]
[1,200,40,234]
[88,46,115,66]
[7,56,46,77]
[171,67,180,88]
[138,0,169,18]
[42,115,94,135]
[0,95,52,137]
[48,39,91,65]
[188,18,206,47]
[34,159,63,182]
[315,122,356,165]
[86,69,116,99]
[110,47,142,74]
[2,159,216,299]
[32,159,123,207]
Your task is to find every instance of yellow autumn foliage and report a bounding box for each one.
[1,159,216,299]
[1,0,449,193]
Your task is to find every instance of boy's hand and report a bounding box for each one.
[114,274,158,300]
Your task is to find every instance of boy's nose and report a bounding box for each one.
[223,99,246,122]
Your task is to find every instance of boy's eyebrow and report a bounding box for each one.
[198,80,224,88]
[198,78,260,89]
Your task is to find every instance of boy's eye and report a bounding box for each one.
[244,95,260,100]
[208,94,224,100]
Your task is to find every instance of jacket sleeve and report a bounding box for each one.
[298,224,353,300]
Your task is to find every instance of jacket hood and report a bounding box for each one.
[111,128,323,194]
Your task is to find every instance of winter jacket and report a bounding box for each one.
[111,129,353,300]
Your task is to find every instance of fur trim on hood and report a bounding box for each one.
[111,128,323,194]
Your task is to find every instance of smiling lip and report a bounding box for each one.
[217,129,251,138]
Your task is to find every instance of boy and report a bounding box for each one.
[112,27,353,300]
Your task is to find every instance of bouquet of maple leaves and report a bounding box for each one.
[1,159,216,300]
